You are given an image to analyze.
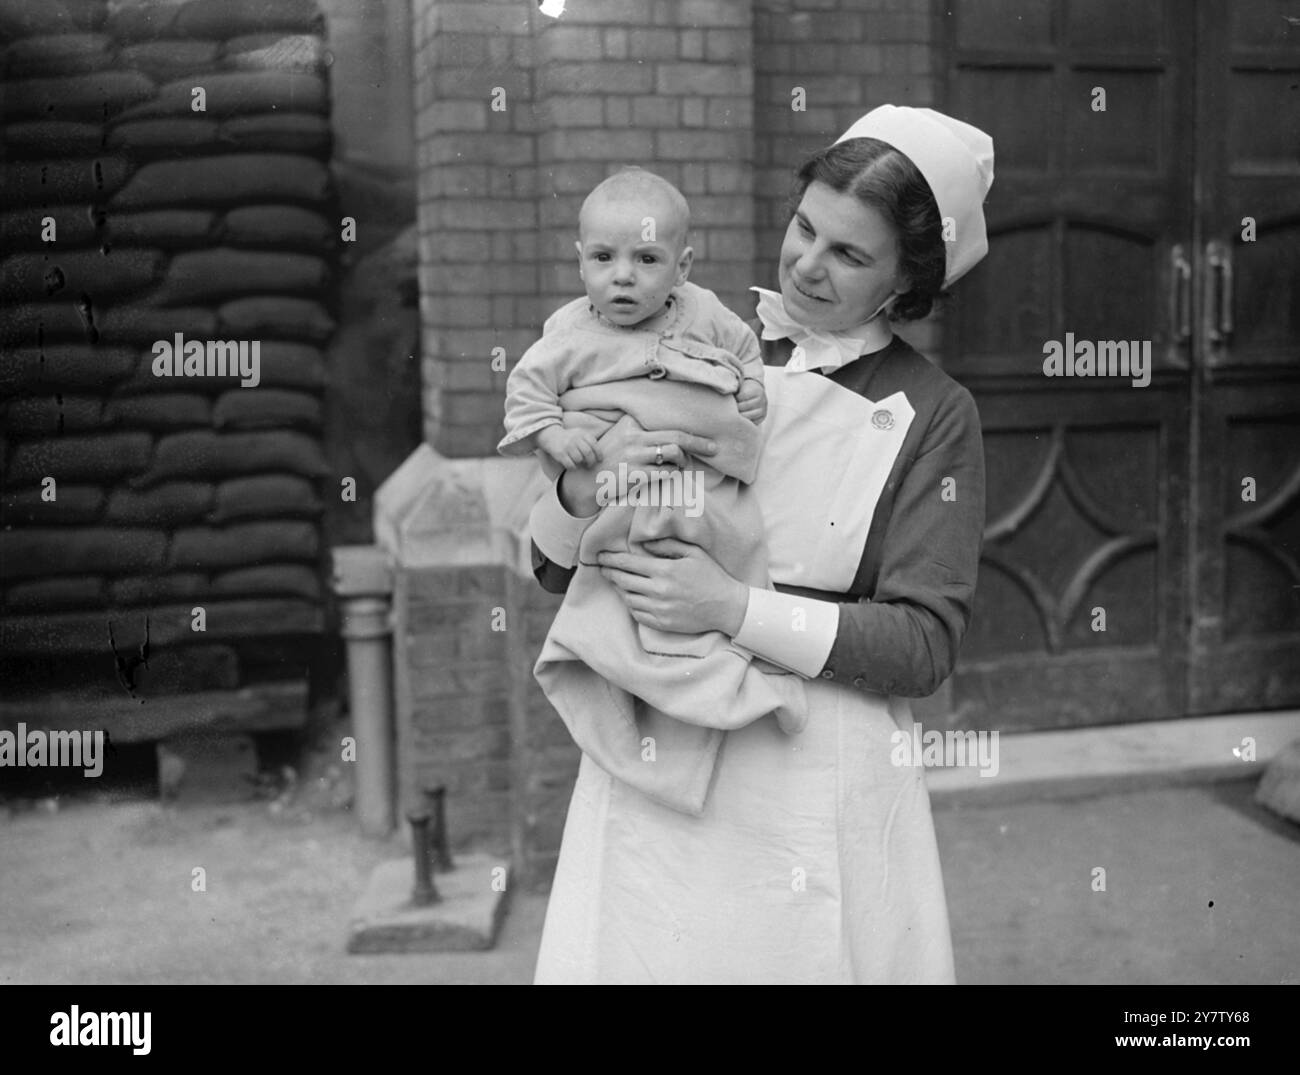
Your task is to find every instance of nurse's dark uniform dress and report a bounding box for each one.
[527,323,985,984]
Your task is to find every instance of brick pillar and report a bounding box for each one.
[413,0,539,458]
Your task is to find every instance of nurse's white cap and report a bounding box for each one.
[834,104,994,287]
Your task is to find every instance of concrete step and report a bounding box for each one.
[925,709,1300,806]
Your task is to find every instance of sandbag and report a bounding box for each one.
[123,644,242,692]
[220,205,332,249]
[220,33,327,73]
[0,205,101,249]
[0,303,99,347]
[139,430,329,485]
[1,32,113,76]
[216,112,331,155]
[104,481,214,525]
[3,395,104,436]
[0,484,104,525]
[6,432,153,483]
[210,474,322,522]
[230,340,326,390]
[0,0,107,39]
[210,564,322,601]
[104,392,212,429]
[212,388,322,430]
[0,121,104,157]
[104,1,188,41]
[110,154,329,208]
[2,575,105,611]
[218,296,334,342]
[148,247,329,305]
[117,39,221,80]
[107,117,220,153]
[96,304,217,345]
[117,70,327,120]
[173,0,323,39]
[0,71,156,121]
[0,207,213,249]
[0,248,164,302]
[114,337,267,397]
[0,346,137,394]
[108,573,209,605]
[0,156,131,206]
[106,209,217,247]
[0,527,167,580]
[168,520,320,570]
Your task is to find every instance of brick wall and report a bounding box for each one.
[753,0,937,295]
[752,0,942,357]
[534,1,756,335]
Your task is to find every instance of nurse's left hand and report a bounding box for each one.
[598,538,749,637]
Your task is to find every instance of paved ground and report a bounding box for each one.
[941,779,1300,985]
[2,777,1297,984]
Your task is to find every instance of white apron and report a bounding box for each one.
[532,368,956,984]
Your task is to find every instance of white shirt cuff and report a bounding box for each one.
[732,587,840,678]
[529,477,599,569]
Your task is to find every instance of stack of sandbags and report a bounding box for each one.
[0,0,336,686]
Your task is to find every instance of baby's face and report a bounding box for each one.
[575,195,692,327]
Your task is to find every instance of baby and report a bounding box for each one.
[500,168,807,816]
[497,167,766,470]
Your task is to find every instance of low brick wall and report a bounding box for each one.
[398,565,515,849]
[392,561,573,880]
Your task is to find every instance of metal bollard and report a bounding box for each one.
[407,810,440,906]
[423,786,454,873]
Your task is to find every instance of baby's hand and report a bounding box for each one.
[537,425,601,469]
[737,377,767,424]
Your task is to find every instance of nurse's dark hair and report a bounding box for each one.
[788,137,946,322]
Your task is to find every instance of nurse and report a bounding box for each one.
[528,104,994,984]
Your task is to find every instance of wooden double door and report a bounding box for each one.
[941,0,1300,729]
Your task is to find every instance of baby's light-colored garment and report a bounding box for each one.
[533,377,806,816]
[498,281,764,459]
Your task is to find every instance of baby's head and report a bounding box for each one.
[575,168,694,327]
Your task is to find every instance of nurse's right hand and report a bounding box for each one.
[557,420,719,517]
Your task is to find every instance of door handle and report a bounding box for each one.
[1169,243,1191,344]
[1205,239,1234,344]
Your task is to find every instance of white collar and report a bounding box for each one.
[750,287,894,373]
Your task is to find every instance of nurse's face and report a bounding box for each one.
[778,180,907,334]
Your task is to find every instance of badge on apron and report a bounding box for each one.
[871,408,894,430]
